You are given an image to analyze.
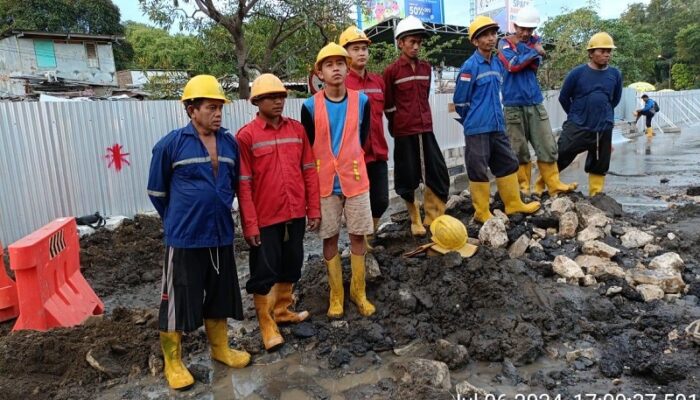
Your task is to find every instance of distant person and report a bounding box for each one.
[301,43,376,318]
[341,26,389,248]
[236,74,320,351]
[634,94,658,137]
[147,75,250,390]
[383,15,449,237]
[557,32,623,196]
[453,16,541,223]
[498,5,577,197]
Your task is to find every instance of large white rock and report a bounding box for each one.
[558,211,579,239]
[392,359,451,390]
[581,240,619,259]
[552,255,585,279]
[455,380,490,396]
[508,234,530,259]
[581,274,597,286]
[575,202,611,228]
[478,218,509,248]
[445,195,466,211]
[366,253,381,281]
[649,252,684,273]
[620,229,655,249]
[550,197,575,216]
[636,284,665,302]
[577,226,603,242]
[629,268,685,294]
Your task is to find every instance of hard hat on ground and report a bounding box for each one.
[514,6,540,28]
[250,74,287,103]
[340,26,371,47]
[181,75,230,103]
[395,15,427,40]
[587,32,616,50]
[315,42,349,70]
[469,16,499,41]
[429,215,478,258]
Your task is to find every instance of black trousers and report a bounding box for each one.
[557,121,612,176]
[393,132,450,203]
[366,160,389,218]
[159,245,243,332]
[246,217,305,295]
[463,132,519,182]
[640,110,654,127]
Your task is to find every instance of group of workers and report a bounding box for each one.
[147,5,625,390]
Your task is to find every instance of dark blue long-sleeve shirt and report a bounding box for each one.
[641,98,656,113]
[558,64,623,132]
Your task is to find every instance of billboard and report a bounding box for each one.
[475,0,505,15]
[358,0,444,28]
[473,0,533,33]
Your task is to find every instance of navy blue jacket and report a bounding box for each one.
[147,122,239,248]
[641,98,656,113]
[498,35,543,106]
[559,64,623,132]
[453,50,506,136]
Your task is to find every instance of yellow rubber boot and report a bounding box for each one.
[517,163,532,195]
[405,200,427,236]
[589,173,605,196]
[325,254,344,318]
[160,331,195,390]
[204,319,251,367]
[272,283,309,324]
[496,173,541,215]
[645,127,654,138]
[253,294,284,351]
[469,181,494,223]
[422,187,446,226]
[350,253,376,316]
[533,173,545,196]
[537,161,577,196]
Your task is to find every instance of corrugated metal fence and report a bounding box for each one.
[1,88,696,244]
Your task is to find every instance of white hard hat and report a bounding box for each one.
[515,6,540,28]
[395,15,427,40]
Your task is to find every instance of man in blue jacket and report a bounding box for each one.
[498,5,576,197]
[634,94,657,137]
[453,16,540,223]
[147,75,250,390]
[557,32,623,196]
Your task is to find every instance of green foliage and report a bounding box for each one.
[671,63,700,90]
[366,36,467,75]
[125,22,199,71]
[675,23,700,65]
[0,0,123,34]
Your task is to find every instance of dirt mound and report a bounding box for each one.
[80,215,164,297]
[0,308,159,400]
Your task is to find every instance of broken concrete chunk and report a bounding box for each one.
[558,211,579,239]
[445,195,465,211]
[575,202,611,228]
[366,253,381,281]
[620,229,655,249]
[478,218,509,248]
[636,284,665,302]
[575,255,625,278]
[550,197,574,216]
[629,269,685,294]
[533,227,546,238]
[581,274,597,286]
[455,380,490,396]
[552,255,584,279]
[581,240,619,259]
[577,226,603,242]
[643,243,663,255]
[606,286,623,296]
[649,252,684,273]
[528,238,544,251]
[508,234,530,259]
[392,359,451,390]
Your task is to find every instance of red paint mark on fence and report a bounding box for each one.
[105,144,130,172]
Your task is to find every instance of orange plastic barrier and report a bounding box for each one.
[9,217,103,331]
[0,241,20,322]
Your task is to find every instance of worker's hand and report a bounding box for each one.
[307,218,321,231]
[534,43,546,56]
[245,235,261,247]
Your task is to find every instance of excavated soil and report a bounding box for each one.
[1,194,699,398]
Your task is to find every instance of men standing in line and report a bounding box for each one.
[383,16,449,237]
[147,75,250,390]
[498,5,577,197]
[301,43,376,318]
[236,74,321,351]
[557,32,623,196]
[453,16,541,223]
[340,26,389,247]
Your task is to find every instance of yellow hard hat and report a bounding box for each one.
[181,74,230,103]
[587,32,616,50]
[339,26,371,47]
[250,73,287,103]
[429,215,478,258]
[469,16,499,41]
[315,42,349,70]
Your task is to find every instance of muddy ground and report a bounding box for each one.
[1,190,700,399]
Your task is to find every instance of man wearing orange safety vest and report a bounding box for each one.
[300,43,376,319]
[383,16,449,237]
[340,26,389,247]
[236,74,321,351]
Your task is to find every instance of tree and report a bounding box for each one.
[138,0,355,98]
[675,23,700,66]
[125,22,200,70]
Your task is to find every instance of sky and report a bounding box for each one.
[114,0,650,28]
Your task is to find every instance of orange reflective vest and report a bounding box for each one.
[312,89,369,197]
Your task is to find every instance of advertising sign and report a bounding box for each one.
[475,0,506,15]
[507,0,534,32]
[358,0,444,28]
[405,0,444,23]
